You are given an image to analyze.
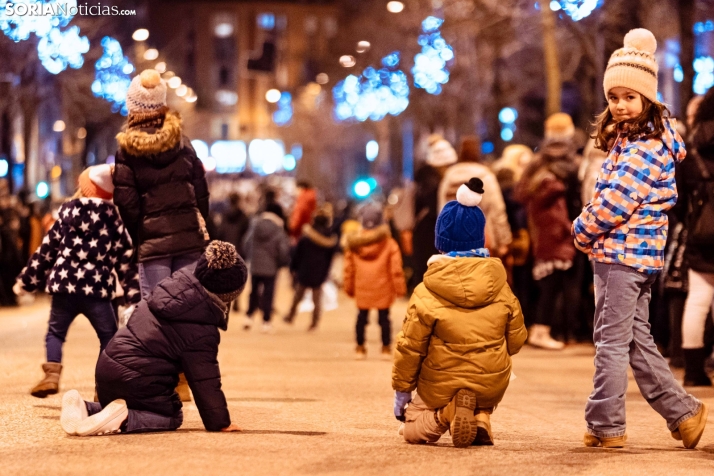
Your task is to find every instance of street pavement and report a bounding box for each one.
[1,272,713,476]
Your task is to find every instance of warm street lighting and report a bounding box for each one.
[143,48,159,61]
[356,41,371,53]
[77,127,87,139]
[168,76,182,88]
[266,89,281,103]
[53,120,65,132]
[154,62,167,73]
[386,1,404,13]
[185,94,198,103]
[176,85,188,97]
[132,28,149,41]
[316,73,329,84]
[214,23,234,38]
[163,71,175,79]
[339,55,356,67]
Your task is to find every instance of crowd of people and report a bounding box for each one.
[0,28,712,449]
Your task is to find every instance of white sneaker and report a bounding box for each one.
[60,389,88,435]
[243,317,253,331]
[528,325,565,350]
[75,399,128,436]
[261,322,274,334]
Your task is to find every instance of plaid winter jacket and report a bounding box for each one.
[572,119,686,273]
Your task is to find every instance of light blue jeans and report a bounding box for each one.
[586,262,701,438]
[138,252,202,300]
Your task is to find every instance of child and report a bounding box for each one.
[572,29,707,449]
[14,165,141,398]
[113,69,210,300]
[344,202,406,360]
[284,207,338,331]
[59,241,247,436]
[242,202,290,332]
[392,178,527,448]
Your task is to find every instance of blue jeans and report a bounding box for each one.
[46,294,116,363]
[586,263,701,438]
[138,252,201,300]
[85,401,183,434]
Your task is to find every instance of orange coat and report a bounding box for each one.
[343,225,406,310]
[289,188,317,239]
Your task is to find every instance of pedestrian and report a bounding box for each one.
[58,241,247,436]
[439,136,512,258]
[113,69,210,300]
[217,193,250,312]
[572,29,707,449]
[392,178,527,447]
[289,181,317,242]
[678,87,714,387]
[242,201,290,332]
[516,113,582,349]
[410,135,456,291]
[344,202,406,360]
[284,208,338,331]
[14,165,141,398]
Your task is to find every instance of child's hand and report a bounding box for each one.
[393,391,412,421]
[220,423,242,432]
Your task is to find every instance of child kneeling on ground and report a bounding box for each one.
[59,241,247,436]
[392,179,527,448]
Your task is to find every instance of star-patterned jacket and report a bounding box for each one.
[16,198,141,304]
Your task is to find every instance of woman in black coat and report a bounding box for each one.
[679,89,714,387]
[113,69,210,300]
[59,242,247,436]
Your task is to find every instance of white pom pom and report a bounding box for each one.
[623,29,657,55]
[456,184,482,207]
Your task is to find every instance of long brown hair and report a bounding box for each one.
[592,95,670,151]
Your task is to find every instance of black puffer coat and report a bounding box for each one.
[291,224,337,288]
[95,268,230,431]
[113,112,209,263]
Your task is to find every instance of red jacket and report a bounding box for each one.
[289,188,317,239]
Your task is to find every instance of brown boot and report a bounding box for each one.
[438,389,478,448]
[30,362,62,398]
[472,410,494,445]
[672,403,708,449]
[583,433,627,448]
[176,373,192,402]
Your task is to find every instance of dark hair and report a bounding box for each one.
[296,180,313,189]
[694,87,714,126]
[592,94,670,151]
[458,136,481,163]
[228,193,240,207]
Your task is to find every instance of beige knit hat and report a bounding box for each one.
[603,28,658,103]
[544,112,575,141]
[126,69,167,115]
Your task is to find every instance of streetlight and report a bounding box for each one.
[176,85,188,97]
[339,55,356,67]
[387,1,404,13]
[265,89,281,103]
[53,120,65,132]
[154,62,167,73]
[143,48,159,61]
[356,41,371,53]
[168,76,182,89]
[132,28,149,41]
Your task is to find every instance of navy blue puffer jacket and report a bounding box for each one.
[95,268,230,431]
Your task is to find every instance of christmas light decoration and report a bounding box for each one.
[555,1,601,22]
[694,56,714,95]
[272,92,293,126]
[412,16,454,95]
[92,36,134,115]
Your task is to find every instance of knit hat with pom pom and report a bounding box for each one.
[435,177,486,253]
[604,28,659,103]
[194,241,248,303]
[126,69,168,128]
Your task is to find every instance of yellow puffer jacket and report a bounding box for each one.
[392,255,527,409]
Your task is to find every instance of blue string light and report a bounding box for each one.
[412,16,453,95]
[555,1,601,21]
[92,37,133,116]
[333,52,409,122]
[694,56,714,95]
[0,1,88,74]
[273,92,293,126]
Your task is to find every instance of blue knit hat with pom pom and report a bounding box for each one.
[435,177,486,252]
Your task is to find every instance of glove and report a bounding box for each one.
[393,391,412,422]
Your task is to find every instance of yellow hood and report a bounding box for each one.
[423,256,507,309]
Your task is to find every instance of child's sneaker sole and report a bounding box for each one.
[450,389,478,448]
[75,399,128,436]
[60,390,88,436]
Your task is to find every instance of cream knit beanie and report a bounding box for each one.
[126,69,167,114]
[603,28,658,103]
